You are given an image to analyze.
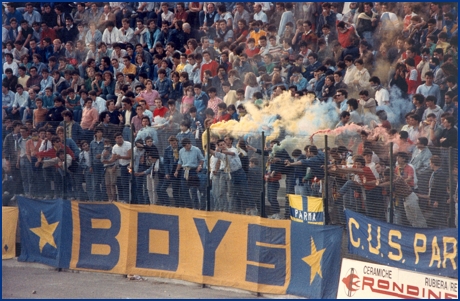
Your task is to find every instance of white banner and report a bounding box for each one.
[337,258,458,299]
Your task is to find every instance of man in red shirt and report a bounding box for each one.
[200,51,218,82]
[332,155,385,221]
[35,136,75,162]
[336,21,357,49]
[394,152,415,188]
[213,102,231,123]
[153,98,168,117]
[40,22,57,45]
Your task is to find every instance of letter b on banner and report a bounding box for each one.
[136,213,179,271]
[246,224,286,286]
[77,204,121,270]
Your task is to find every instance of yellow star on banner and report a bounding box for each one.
[29,212,59,252]
[302,237,326,284]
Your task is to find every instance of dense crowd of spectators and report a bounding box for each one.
[1,2,458,227]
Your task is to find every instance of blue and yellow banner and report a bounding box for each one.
[17,197,343,298]
[18,198,73,267]
[287,222,342,298]
[2,206,18,259]
[345,209,458,278]
[288,194,324,225]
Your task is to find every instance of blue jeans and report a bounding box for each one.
[72,109,82,123]
[117,165,130,202]
[85,169,95,201]
[92,164,107,201]
[158,174,181,206]
[122,126,132,142]
[362,31,374,48]
[179,169,199,209]
[230,168,249,213]
[19,157,32,195]
[339,180,358,212]
[267,181,280,214]
[133,175,149,204]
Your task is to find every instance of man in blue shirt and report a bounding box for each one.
[174,138,204,209]
[2,83,15,118]
[39,69,53,95]
[5,3,23,28]
[155,68,172,106]
[193,83,209,118]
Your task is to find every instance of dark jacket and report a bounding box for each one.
[300,151,325,180]
[3,132,19,162]
[59,121,83,143]
[163,145,182,176]
[47,106,66,123]
[120,108,135,126]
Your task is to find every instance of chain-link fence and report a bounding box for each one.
[2,122,457,229]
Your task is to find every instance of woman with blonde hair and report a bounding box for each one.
[243,72,261,100]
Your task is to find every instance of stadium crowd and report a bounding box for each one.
[1,2,458,227]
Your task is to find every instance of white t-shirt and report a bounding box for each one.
[112,141,132,166]
[3,61,18,76]
[375,88,390,106]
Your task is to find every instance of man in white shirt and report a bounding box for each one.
[111,58,125,76]
[210,136,249,213]
[101,22,120,49]
[111,133,132,203]
[3,53,19,76]
[253,4,268,24]
[11,84,30,122]
[369,76,390,106]
[118,18,135,46]
[89,90,107,113]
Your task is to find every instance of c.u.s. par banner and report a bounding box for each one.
[345,209,458,278]
[17,196,342,299]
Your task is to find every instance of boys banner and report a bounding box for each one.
[2,206,18,259]
[345,210,458,278]
[288,194,324,225]
[17,197,342,299]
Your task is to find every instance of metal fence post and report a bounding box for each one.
[130,126,135,204]
[206,128,211,211]
[389,142,394,224]
[323,135,330,225]
[63,120,67,200]
[448,147,456,228]
[260,131,266,218]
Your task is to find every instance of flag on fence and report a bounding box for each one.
[287,222,343,299]
[345,209,458,278]
[17,197,73,268]
[288,194,324,225]
[2,207,18,259]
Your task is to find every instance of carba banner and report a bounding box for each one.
[2,206,18,259]
[345,210,458,278]
[17,196,342,298]
[337,258,458,299]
